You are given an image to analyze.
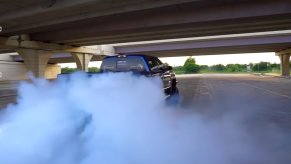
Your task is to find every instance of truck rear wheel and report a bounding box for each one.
[166,87,179,106]
[171,79,177,94]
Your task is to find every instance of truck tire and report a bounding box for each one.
[171,79,177,94]
[167,87,179,106]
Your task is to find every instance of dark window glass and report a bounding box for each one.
[146,56,164,72]
[100,57,146,72]
[146,57,160,71]
[100,58,116,72]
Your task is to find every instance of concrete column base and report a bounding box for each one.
[278,53,291,76]
[70,53,93,72]
[15,49,53,78]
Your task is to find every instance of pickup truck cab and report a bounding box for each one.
[58,54,179,104]
[101,55,178,96]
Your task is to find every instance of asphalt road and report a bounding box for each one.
[0,74,291,163]
[2,74,291,122]
[0,83,18,109]
[0,95,17,109]
[177,74,291,126]
[176,74,291,163]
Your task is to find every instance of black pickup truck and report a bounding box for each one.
[58,54,179,104]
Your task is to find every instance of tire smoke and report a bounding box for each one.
[0,72,289,164]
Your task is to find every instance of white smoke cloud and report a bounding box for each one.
[0,72,289,164]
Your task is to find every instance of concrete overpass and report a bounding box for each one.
[1,0,291,46]
[1,30,290,80]
[114,31,291,56]
[0,35,116,80]
[0,0,291,79]
[113,30,291,76]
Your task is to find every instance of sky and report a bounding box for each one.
[58,52,280,68]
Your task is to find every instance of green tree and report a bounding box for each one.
[183,56,200,73]
[270,63,280,70]
[252,61,270,71]
[88,67,99,72]
[61,67,77,73]
[173,66,183,71]
[61,67,100,73]
[163,62,169,67]
[236,63,247,72]
[199,65,209,71]
[211,64,225,71]
[226,64,239,72]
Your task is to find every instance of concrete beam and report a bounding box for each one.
[15,48,53,78]
[1,0,199,35]
[47,55,105,64]
[0,36,100,54]
[0,0,106,23]
[26,0,291,45]
[276,48,291,56]
[0,0,45,13]
[115,34,291,54]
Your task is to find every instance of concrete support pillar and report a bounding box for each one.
[15,49,53,78]
[278,53,291,76]
[70,53,93,72]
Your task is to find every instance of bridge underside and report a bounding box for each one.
[115,33,291,57]
[1,0,291,46]
[10,53,105,64]
[0,0,291,78]
[123,43,291,57]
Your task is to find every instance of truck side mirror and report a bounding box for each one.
[167,66,173,70]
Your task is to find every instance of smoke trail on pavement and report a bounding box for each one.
[0,72,289,164]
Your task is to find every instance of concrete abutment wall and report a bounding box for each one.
[0,49,61,81]
[0,61,61,81]
[278,53,291,76]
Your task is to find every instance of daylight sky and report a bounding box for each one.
[58,52,280,68]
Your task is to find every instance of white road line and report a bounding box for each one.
[221,76,291,99]
[243,83,291,99]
